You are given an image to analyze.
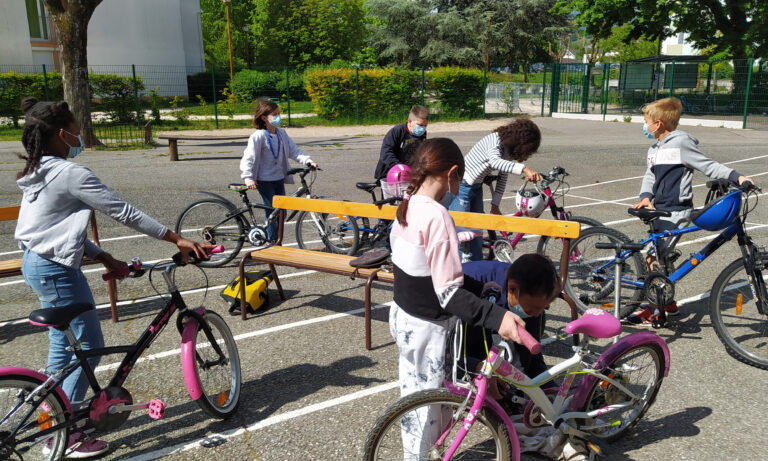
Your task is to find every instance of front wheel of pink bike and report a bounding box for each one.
[363,389,513,461]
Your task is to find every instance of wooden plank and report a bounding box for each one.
[272,196,579,238]
[247,247,396,282]
[0,259,22,276]
[0,206,20,222]
[157,134,250,141]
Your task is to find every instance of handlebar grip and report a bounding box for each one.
[102,265,130,281]
[373,197,400,206]
[517,324,541,355]
[172,244,225,266]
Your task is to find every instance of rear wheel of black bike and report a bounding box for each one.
[176,200,246,267]
[710,257,768,370]
[363,389,512,461]
[564,227,647,318]
[295,211,359,255]
[0,376,69,460]
[537,215,603,268]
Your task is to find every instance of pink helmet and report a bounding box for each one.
[386,164,412,197]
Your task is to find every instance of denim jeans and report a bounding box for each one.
[21,250,103,402]
[449,180,484,261]
[256,179,286,241]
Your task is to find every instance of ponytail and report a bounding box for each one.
[18,98,76,178]
[395,138,464,226]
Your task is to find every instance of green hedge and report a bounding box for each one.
[89,74,144,123]
[186,70,228,102]
[305,68,420,119]
[0,72,63,127]
[231,69,308,103]
[428,67,484,117]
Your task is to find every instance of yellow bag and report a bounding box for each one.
[220,270,272,315]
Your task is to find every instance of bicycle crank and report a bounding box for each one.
[248,227,268,246]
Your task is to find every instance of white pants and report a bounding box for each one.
[389,304,456,460]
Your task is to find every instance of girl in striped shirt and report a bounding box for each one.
[449,119,543,260]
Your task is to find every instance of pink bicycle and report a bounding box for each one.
[363,308,669,460]
[0,248,240,460]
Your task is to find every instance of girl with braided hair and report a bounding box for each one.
[388,138,526,455]
[15,98,208,458]
[449,118,543,260]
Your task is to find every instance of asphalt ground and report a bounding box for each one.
[1,117,767,460]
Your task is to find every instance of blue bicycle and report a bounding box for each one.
[564,180,767,369]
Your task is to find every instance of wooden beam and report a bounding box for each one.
[0,206,21,222]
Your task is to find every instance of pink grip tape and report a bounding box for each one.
[102,265,129,281]
[517,324,541,355]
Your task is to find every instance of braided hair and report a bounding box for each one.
[493,118,541,162]
[18,97,76,179]
[395,138,465,226]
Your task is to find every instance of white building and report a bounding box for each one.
[0,0,205,96]
[663,32,698,56]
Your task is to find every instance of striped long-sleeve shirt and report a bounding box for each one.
[463,132,525,206]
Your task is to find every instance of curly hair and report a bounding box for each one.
[18,97,76,179]
[493,118,541,162]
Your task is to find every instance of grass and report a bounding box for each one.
[0,126,22,141]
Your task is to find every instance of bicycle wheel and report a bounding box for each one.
[363,389,512,461]
[188,312,242,419]
[0,375,69,460]
[709,258,768,370]
[295,211,359,255]
[564,227,647,318]
[175,200,246,267]
[537,215,603,269]
[579,343,665,442]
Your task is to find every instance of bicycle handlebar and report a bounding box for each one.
[485,288,542,355]
[102,245,225,281]
[373,196,400,206]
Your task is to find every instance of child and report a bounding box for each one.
[388,138,526,456]
[449,118,543,260]
[628,97,753,324]
[240,98,318,242]
[15,98,206,458]
[373,105,429,198]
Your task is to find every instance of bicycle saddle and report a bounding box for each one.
[627,208,671,221]
[29,303,95,330]
[356,182,379,193]
[229,183,248,192]
[564,308,621,339]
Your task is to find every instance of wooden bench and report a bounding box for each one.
[0,206,120,322]
[238,196,581,350]
[156,134,250,161]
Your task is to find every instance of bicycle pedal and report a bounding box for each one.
[147,399,165,419]
[651,315,666,329]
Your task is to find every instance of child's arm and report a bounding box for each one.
[284,132,317,167]
[634,165,656,209]
[240,134,261,188]
[682,143,746,184]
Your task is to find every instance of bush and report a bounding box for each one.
[428,67,484,117]
[230,69,308,103]
[0,71,63,127]
[305,68,419,120]
[187,70,228,102]
[89,73,144,123]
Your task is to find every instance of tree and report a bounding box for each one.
[365,0,432,67]
[44,0,104,147]
[551,0,632,62]
[600,24,658,62]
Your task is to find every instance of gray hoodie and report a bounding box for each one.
[639,130,741,211]
[15,156,168,268]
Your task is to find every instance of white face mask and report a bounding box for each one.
[62,130,84,158]
[269,114,282,127]
[510,303,530,319]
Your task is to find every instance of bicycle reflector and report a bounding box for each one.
[692,190,742,231]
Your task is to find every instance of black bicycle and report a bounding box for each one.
[351,181,401,251]
[175,166,359,267]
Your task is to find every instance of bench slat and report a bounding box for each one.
[156,135,250,141]
[0,206,21,222]
[272,196,579,238]
[249,246,393,282]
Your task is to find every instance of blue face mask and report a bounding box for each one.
[642,122,657,140]
[62,131,84,159]
[510,303,530,319]
[411,124,426,137]
[269,114,282,128]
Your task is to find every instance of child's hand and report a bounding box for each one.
[738,176,754,186]
[246,181,257,190]
[632,197,654,209]
[497,311,525,343]
[522,167,541,182]
[309,162,319,169]
[95,252,128,279]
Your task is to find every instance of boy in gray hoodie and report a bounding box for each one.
[627,97,752,324]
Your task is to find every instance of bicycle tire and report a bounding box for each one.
[175,200,246,267]
[537,215,603,267]
[186,312,242,419]
[709,258,768,370]
[579,342,664,441]
[295,211,359,255]
[363,389,512,461]
[0,375,69,460]
[564,227,647,318]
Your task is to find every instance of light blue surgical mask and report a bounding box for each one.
[510,303,530,319]
[642,122,656,140]
[411,124,426,137]
[62,131,84,159]
[269,114,282,127]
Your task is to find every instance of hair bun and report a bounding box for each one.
[20,97,39,114]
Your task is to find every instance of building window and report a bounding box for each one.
[26,0,49,40]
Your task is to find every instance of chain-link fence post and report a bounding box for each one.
[482,65,487,118]
[541,64,548,117]
[41,64,50,100]
[581,63,592,113]
[285,66,291,126]
[211,67,219,129]
[421,66,425,107]
[742,58,754,129]
[705,62,713,95]
[549,63,560,115]
[355,65,360,124]
[131,64,141,126]
[667,62,675,97]
[601,64,609,120]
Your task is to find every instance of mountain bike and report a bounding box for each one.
[0,248,241,460]
[363,307,669,460]
[478,166,602,263]
[175,166,359,267]
[564,179,768,369]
